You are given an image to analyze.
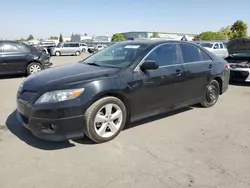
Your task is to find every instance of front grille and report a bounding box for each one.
[230,70,249,80]
[19,91,38,102]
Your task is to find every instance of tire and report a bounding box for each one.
[27,62,43,75]
[75,51,81,56]
[200,80,220,108]
[81,48,86,53]
[84,96,127,143]
[55,51,61,56]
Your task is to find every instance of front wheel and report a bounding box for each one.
[84,97,127,143]
[200,80,220,108]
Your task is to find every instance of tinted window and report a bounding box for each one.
[200,50,212,61]
[219,43,224,49]
[180,44,202,63]
[145,44,178,67]
[63,43,70,47]
[15,43,30,53]
[70,43,79,47]
[3,43,19,53]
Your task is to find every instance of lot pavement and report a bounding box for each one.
[0,55,250,188]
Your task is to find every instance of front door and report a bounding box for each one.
[178,43,213,101]
[128,43,186,117]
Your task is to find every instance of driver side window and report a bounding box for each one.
[145,44,178,67]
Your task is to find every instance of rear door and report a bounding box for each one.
[178,43,213,101]
[1,42,30,74]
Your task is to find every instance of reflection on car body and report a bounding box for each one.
[16,40,230,143]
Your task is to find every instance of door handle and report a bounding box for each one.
[175,69,182,76]
[209,64,213,69]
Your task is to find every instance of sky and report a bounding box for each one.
[1,0,250,39]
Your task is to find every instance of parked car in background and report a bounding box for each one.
[16,40,229,143]
[51,42,81,56]
[199,42,229,59]
[39,41,56,55]
[225,37,250,82]
[79,43,88,52]
[0,40,52,75]
[88,46,95,53]
[93,44,107,53]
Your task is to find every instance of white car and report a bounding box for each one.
[200,42,229,59]
[79,43,88,53]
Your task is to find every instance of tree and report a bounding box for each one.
[197,31,228,41]
[230,20,248,39]
[111,33,126,42]
[151,31,159,38]
[59,33,63,43]
[27,34,34,41]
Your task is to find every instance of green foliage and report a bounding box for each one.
[196,20,248,41]
[27,34,34,41]
[151,31,159,38]
[59,33,63,43]
[198,31,227,41]
[229,20,248,39]
[111,33,126,42]
[50,36,58,40]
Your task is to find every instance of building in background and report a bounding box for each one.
[119,31,197,41]
[71,33,111,43]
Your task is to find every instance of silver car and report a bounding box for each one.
[51,42,81,56]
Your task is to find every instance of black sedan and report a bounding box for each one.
[16,40,230,143]
[0,40,52,76]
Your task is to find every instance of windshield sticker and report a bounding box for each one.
[124,45,140,49]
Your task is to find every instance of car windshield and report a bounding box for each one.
[80,42,151,68]
[200,43,213,48]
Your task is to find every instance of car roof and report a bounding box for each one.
[121,40,199,45]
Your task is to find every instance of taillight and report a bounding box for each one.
[225,63,230,69]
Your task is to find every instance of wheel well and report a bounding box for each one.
[214,77,223,94]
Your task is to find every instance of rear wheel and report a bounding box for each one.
[200,80,220,108]
[84,97,127,143]
[27,62,42,75]
[82,48,86,53]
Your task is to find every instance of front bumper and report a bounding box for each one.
[230,68,250,82]
[16,99,85,141]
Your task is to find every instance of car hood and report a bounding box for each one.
[226,37,250,55]
[23,63,120,91]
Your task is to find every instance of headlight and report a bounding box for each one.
[35,88,84,104]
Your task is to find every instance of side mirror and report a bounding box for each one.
[140,60,159,70]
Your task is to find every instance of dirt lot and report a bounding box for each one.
[0,55,250,188]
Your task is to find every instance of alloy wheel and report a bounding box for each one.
[94,103,123,138]
[29,64,42,74]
